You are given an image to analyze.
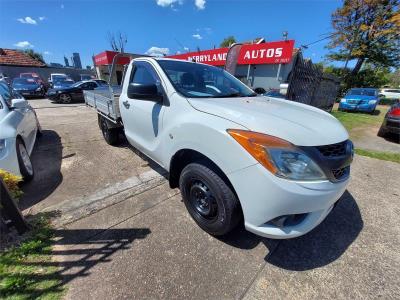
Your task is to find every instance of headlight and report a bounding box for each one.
[340,98,346,103]
[369,100,377,105]
[227,130,327,181]
[36,87,42,91]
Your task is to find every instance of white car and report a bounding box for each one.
[85,57,353,239]
[379,88,400,99]
[0,81,40,180]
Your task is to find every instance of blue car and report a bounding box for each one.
[339,88,380,113]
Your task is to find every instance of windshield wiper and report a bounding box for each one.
[246,93,258,97]
[213,92,243,98]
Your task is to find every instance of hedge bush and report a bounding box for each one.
[0,170,23,201]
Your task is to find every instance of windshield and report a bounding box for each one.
[347,89,376,96]
[54,80,74,86]
[157,60,256,98]
[13,78,36,85]
[71,81,85,87]
[53,75,68,81]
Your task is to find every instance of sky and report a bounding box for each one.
[0,0,344,68]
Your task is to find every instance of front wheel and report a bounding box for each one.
[179,162,241,236]
[16,139,34,181]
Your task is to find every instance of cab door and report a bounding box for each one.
[119,61,165,164]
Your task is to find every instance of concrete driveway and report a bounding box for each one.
[22,99,400,299]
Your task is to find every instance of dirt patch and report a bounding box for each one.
[351,125,400,153]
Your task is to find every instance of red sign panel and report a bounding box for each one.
[168,40,295,66]
[94,51,131,66]
[238,40,295,64]
[169,48,229,66]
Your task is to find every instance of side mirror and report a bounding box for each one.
[127,83,163,102]
[11,98,28,109]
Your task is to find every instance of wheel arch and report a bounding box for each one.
[169,148,244,220]
[169,149,239,198]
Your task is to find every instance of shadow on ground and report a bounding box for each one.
[19,130,63,210]
[220,190,363,270]
[266,190,363,270]
[1,211,150,298]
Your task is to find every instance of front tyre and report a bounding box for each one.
[179,162,241,236]
[16,139,34,181]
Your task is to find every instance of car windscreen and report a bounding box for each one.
[71,81,85,87]
[54,80,74,86]
[12,78,36,85]
[347,89,376,96]
[157,60,256,98]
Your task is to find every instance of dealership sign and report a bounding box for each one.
[94,51,131,65]
[168,40,295,66]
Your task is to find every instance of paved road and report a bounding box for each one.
[23,99,400,299]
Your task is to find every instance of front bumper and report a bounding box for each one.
[0,138,21,176]
[339,102,376,112]
[16,89,43,97]
[228,163,349,239]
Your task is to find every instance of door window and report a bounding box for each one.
[0,82,12,107]
[130,62,160,86]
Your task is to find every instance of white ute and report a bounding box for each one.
[85,56,353,239]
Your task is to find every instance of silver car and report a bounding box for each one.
[0,81,41,180]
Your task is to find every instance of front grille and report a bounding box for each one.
[332,166,350,180]
[317,141,347,157]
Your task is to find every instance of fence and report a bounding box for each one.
[286,54,340,111]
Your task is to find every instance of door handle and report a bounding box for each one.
[122,100,130,109]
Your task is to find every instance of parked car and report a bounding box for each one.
[93,79,109,86]
[20,72,44,85]
[377,101,400,138]
[52,79,75,89]
[263,89,286,99]
[379,88,400,100]
[12,78,46,98]
[48,73,70,88]
[339,88,380,113]
[47,80,99,103]
[0,73,11,85]
[85,57,353,239]
[0,81,41,180]
[80,74,95,81]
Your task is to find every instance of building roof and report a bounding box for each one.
[0,48,46,67]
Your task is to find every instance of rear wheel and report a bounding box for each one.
[99,115,120,145]
[179,162,241,236]
[16,139,34,181]
[59,93,72,104]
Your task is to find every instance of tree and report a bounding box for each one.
[107,31,128,52]
[388,69,400,87]
[327,0,400,76]
[220,36,236,48]
[22,49,45,64]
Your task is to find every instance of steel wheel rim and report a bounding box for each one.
[60,94,71,103]
[19,143,33,175]
[188,180,218,220]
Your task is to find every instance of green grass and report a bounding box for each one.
[355,148,400,164]
[331,107,387,132]
[0,214,65,300]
